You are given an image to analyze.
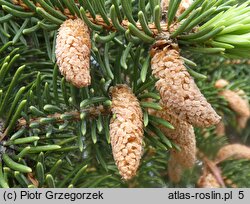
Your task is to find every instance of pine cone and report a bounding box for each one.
[154,104,196,168]
[151,46,221,127]
[109,85,144,180]
[220,90,250,117]
[151,102,196,182]
[168,157,183,183]
[215,144,250,163]
[55,18,91,88]
[215,81,250,129]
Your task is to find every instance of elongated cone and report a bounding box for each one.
[151,46,221,127]
[109,85,144,180]
[56,19,91,88]
[215,144,250,163]
[168,157,183,183]
[220,90,250,117]
[150,102,196,183]
[155,104,196,168]
[215,80,250,129]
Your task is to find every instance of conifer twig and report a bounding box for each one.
[12,0,173,36]
[0,105,111,141]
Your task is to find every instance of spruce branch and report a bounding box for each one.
[0,105,111,142]
[10,0,172,35]
[7,0,250,58]
[1,0,250,188]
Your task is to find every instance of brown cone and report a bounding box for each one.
[215,81,250,129]
[55,18,91,88]
[168,157,183,183]
[215,144,250,163]
[220,90,250,117]
[109,85,144,180]
[151,46,221,127]
[155,104,196,168]
[151,102,196,183]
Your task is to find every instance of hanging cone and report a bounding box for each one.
[155,104,196,168]
[168,156,183,183]
[215,144,250,163]
[109,85,144,180]
[151,102,196,182]
[55,18,91,88]
[151,46,221,127]
[154,103,196,167]
[215,80,250,129]
[220,90,250,117]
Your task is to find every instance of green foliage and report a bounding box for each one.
[0,0,250,188]
[220,159,250,187]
